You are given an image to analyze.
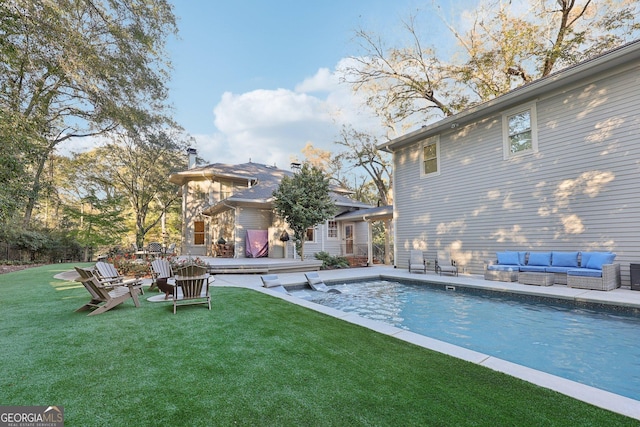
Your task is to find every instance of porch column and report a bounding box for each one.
[367,220,373,266]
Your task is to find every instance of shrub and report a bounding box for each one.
[315,251,350,269]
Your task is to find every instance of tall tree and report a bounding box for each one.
[96,126,190,248]
[335,126,392,207]
[342,0,640,131]
[0,0,178,227]
[272,163,337,260]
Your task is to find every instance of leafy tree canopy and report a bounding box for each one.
[343,0,640,132]
[272,163,337,260]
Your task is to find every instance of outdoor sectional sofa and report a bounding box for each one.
[484,251,621,291]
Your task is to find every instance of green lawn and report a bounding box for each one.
[0,264,636,426]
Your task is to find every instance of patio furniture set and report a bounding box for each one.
[132,242,176,257]
[484,251,620,291]
[408,250,458,276]
[73,259,211,316]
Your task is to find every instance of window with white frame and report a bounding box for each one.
[305,226,316,243]
[327,220,338,239]
[502,104,538,158]
[421,136,440,177]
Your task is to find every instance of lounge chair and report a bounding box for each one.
[260,274,290,295]
[408,250,427,273]
[150,258,175,295]
[304,272,341,293]
[173,264,211,314]
[95,261,144,294]
[74,266,141,316]
[435,250,458,276]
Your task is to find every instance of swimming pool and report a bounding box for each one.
[290,279,640,401]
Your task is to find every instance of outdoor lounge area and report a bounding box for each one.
[1,263,639,424]
[484,251,621,291]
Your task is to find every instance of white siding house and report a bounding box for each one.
[381,40,640,286]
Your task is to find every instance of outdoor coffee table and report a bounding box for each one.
[518,272,555,286]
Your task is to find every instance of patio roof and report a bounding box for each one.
[335,205,393,221]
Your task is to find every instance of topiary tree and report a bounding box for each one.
[272,163,336,260]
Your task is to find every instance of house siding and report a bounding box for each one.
[393,63,640,285]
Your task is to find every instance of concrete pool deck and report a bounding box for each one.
[211,265,640,421]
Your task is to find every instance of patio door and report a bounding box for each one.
[344,223,354,255]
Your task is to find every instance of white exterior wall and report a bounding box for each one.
[393,63,640,285]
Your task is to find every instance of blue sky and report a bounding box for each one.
[163,0,480,169]
[52,1,471,169]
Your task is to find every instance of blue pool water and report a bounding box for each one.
[291,280,640,401]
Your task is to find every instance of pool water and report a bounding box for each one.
[290,279,640,401]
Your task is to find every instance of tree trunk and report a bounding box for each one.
[22,152,49,228]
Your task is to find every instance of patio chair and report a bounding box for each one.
[408,250,427,273]
[150,258,175,296]
[173,264,211,314]
[260,274,290,295]
[435,250,458,276]
[147,242,163,257]
[74,266,140,316]
[131,243,146,257]
[305,272,341,294]
[95,261,144,294]
[164,242,176,256]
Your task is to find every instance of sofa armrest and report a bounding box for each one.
[602,263,621,287]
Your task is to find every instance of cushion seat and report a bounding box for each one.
[519,265,547,273]
[545,266,576,274]
[567,268,603,278]
[486,264,519,272]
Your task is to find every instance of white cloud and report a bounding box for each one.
[194,62,385,170]
[57,61,387,172]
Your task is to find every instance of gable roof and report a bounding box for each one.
[379,39,640,152]
[170,161,372,216]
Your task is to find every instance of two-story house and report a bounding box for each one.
[168,151,376,261]
[380,40,640,286]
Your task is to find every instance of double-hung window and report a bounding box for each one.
[421,136,440,177]
[327,220,338,239]
[503,103,538,158]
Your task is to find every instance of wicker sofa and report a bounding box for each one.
[484,251,621,290]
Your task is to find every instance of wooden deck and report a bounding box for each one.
[200,258,323,275]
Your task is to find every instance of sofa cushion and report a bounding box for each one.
[487,264,519,272]
[545,266,575,274]
[527,252,552,266]
[551,251,579,267]
[585,252,616,270]
[497,251,519,265]
[519,265,547,273]
[567,268,603,278]
[580,252,611,268]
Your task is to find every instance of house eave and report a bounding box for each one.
[378,39,640,152]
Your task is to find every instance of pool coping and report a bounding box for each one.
[212,266,640,421]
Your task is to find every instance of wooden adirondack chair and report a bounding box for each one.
[149,258,174,295]
[95,261,144,294]
[173,264,211,314]
[74,267,140,316]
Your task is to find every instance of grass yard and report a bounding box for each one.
[0,264,636,426]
